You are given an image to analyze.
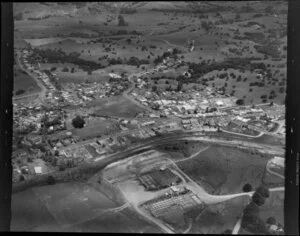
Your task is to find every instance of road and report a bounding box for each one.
[183,219,192,234]
[220,128,264,138]
[266,159,285,179]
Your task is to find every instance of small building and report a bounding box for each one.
[34,166,42,175]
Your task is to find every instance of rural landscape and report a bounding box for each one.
[12,1,286,234]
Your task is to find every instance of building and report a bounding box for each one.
[141,120,155,126]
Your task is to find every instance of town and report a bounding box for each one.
[11,2,286,235]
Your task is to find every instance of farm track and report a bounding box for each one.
[175,145,211,163]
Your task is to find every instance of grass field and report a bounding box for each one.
[177,144,269,195]
[11,182,120,231]
[89,95,145,118]
[11,188,59,231]
[190,195,249,234]
[14,65,41,96]
[71,118,119,140]
[68,208,161,233]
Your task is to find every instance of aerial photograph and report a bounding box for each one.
[11,1,286,234]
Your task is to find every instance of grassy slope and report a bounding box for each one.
[178,144,269,195]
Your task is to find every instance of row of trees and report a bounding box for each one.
[32,48,103,72]
[242,185,274,234]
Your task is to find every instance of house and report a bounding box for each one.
[34,166,43,175]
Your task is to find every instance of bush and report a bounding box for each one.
[236,99,245,106]
[15,89,26,95]
[266,217,276,225]
[62,67,69,72]
[243,183,252,192]
[118,15,128,26]
[47,175,56,185]
[72,116,85,128]
[14,13,24,21]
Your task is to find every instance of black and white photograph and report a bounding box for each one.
[1,1,298,234]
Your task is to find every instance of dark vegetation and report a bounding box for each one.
[72,116,85,129]
[242,185,272,234]
[32,48,103,72]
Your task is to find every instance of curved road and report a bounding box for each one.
[220,129,264,138]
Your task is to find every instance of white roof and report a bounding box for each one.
[34,167,42,174]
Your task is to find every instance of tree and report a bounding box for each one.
[222,229,232,234]
[15,89,26,95]
[236,99,245,106]
[62,67,69,72]
[47,175,56,185]
[266,217,276,225]
[72,116,85,128]
[243,202,260,217]
[252,192,265,206]
[243,183,252,192]
[256,186,270,198]
[152,85,157,92]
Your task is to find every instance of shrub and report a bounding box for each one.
[62,67,69,72]
[47,176,56,185]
